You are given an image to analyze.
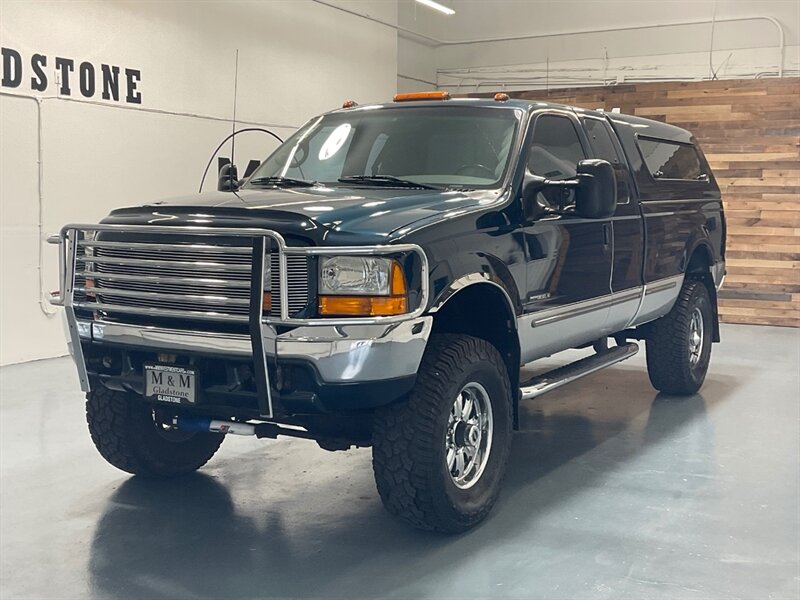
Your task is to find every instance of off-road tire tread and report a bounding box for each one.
[372,334,512,532]
[646,279,711,396]
[86,386,223,477]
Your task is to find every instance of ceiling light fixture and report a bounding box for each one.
[415,0,455,16]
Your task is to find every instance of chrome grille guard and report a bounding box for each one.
[48,224,430,413]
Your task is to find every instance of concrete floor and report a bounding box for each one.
[0,324,798,600]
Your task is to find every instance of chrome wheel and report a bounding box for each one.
[445,382,493,489]
[688,306,704,367]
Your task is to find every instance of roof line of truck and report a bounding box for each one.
[330,97,695,144]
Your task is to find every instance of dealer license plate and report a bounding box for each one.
[144,363,197,405]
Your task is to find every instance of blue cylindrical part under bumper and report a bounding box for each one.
[175,416,213,433]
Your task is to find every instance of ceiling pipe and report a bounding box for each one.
[431,15,785,78]
[310,1,785,78]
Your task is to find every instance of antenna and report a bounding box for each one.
[231,49,239,168]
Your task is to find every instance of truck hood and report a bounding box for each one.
[102,186,504,245]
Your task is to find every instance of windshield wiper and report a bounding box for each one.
[337,175,441,190]
[248,176,317,188]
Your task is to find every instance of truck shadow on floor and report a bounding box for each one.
[87,368,736,599]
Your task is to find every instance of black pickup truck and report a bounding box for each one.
[51,91,725,532]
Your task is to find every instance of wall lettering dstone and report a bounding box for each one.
[1,47,142,104]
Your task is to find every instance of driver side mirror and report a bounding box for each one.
[522,159,616,221]
[573,159,617,219]
[218,163,240,192]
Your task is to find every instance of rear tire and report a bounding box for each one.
[86,385,224,477]
[646,279,713,395]
[372,334,513,533]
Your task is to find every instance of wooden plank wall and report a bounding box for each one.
[470,78,800,327]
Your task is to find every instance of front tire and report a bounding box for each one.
[646,279,713,395]
[86,385,224,477]
[372,334,513,533]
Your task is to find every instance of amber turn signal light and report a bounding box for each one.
[319,295,408,317]
[262,291,272,312]
[393,91,451,102]
[390,261,406,296]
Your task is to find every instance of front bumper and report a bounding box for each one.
[70,316,432,415]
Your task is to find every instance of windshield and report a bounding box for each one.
[246,105,520,190]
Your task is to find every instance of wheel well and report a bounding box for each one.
[430,283,521,397]
[687,243,713,275]
[686,244,721,342]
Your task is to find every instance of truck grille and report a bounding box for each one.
[270,254,311,317]
[73,236,310,323]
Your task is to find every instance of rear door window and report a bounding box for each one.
[583,117,631,205]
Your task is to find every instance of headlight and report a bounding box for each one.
[318,256,408,316]
[320,256,392,295]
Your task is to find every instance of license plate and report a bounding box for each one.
[144,363,197,405]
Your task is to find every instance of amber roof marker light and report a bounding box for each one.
[342,100,358,109]
[393,91,451,102]
[494,92,510,102]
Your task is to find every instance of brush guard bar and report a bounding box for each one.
[48,224,429,418]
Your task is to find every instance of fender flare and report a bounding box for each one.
[427,272,522,428]
[684,239,715,274]
[684,240,721,343]
[428,272,518,329]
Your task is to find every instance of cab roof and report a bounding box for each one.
[331,97,695,145]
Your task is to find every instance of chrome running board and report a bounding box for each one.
[519,342,639,400]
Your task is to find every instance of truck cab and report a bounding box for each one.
[51,92,725,532]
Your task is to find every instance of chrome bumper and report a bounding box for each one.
[73,316,432,385]
[274,319,432,382]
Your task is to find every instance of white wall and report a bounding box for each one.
[397,0,800,91]
[397,37,437,92]
[0,0,398,365]
[397,0,437,92]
